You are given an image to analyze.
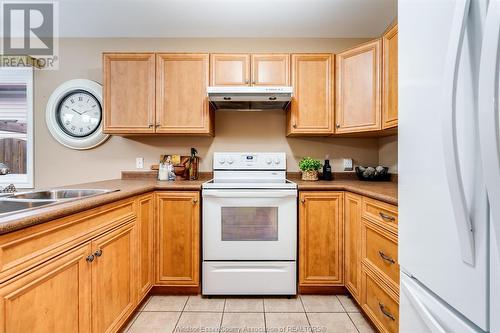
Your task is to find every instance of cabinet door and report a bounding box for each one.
[299,191,343,287]
[0,244,92,333]
[210,54,250,86]
[335,40,382,133]
[382,24,398,129]
[91,222,136,333]
[156,192,200,287]
[251,54,290,86]
[156,53,213,135]
[137,194,154,302]
[103,53,156,134]
[288,54,334,135]
[344,193,362,302]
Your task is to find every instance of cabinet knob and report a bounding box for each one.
[252,81,256,85]
[148,124,153,128]
[86,254,95,263]
[336,123,340,128]
[94,249,103,257]
[300,199,305,204]
[193,198,198,204]
[155,124,160,128]
[292,123,297,129]
[245,80,250,85]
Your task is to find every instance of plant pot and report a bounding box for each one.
[301,170,319,181]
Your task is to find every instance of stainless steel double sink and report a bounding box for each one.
[0,189,119,217]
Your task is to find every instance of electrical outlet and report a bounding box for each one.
[136,157,144,169]
[343,158,353,171]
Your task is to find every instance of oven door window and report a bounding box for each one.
[221,207,278,241]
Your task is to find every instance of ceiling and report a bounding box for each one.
[58,0,397,38]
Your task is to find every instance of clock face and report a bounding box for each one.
[57,90,102,137]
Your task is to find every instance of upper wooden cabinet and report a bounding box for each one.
[382,23,398,129]
[335,40,382,134]
[299,191,344,289]
[156,53,213,135]
[155,191,200,289]
[210,53,290,86]
[287,54,334,136]
[103,53,156,134]
[251,54,290,86]
[210,54,250,86]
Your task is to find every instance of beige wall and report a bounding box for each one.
[34,37,396,188]
[378,135,398,173]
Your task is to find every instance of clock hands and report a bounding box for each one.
[71,108,83,115]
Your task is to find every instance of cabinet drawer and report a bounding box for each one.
[362,265,399,333]
[362,220,399,290]
[362,197,398,233]
[0,199,135,283]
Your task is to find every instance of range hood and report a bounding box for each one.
[207,86,293,111]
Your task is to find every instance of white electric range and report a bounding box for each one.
[202,152,297,295]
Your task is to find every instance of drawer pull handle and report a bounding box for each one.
[94,249,103,257]
[86,254,95,263]
[378,302,396,321]
[379,251,396,264]
[379,212,396,222]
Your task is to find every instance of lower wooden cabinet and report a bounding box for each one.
[155,191,200,288]
[299,191,344,289]
[91,222,136,333]
[344,192,362,302]
[0,243,92,333]
[136,194,154,301]
[361,264,399,333]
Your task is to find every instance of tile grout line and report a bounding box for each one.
[125,295,152,332]
[263,299,267,333]
[172,295,190,333]
[299,296,314,332]
[219,298,226,333]
[338,296,361,333]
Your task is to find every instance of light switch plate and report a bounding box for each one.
[343,158,353,171]
[136,157,144,169]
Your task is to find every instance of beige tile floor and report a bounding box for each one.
[123,295,376,333]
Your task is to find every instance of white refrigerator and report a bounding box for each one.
[399,0,499,332]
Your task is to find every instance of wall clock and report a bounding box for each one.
[46,79,109,150]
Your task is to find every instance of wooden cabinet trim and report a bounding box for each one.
[136,194,154,302]
[103,52,156,134]
[382,24,398,129]
[344,192,362,302]
[335,39,382,134]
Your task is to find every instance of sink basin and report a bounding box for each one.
[5,189,117,201]
[0,200,57,216]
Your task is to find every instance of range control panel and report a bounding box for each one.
[213,152,287,170]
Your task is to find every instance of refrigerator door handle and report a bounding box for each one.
[441,0,475,265]
[401,281,447,333]
[478,0,500,259]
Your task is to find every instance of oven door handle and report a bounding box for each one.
[202,190,297,198]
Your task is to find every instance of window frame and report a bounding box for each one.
[0,67,34,188]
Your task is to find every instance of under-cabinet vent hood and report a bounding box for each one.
[207,86,293,111]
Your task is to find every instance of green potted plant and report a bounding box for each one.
[298,157,322,181]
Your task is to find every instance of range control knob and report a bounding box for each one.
[227,157,234,165]
[274,158,281,165]
[218,158,225,164]
[265,158,272,165]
